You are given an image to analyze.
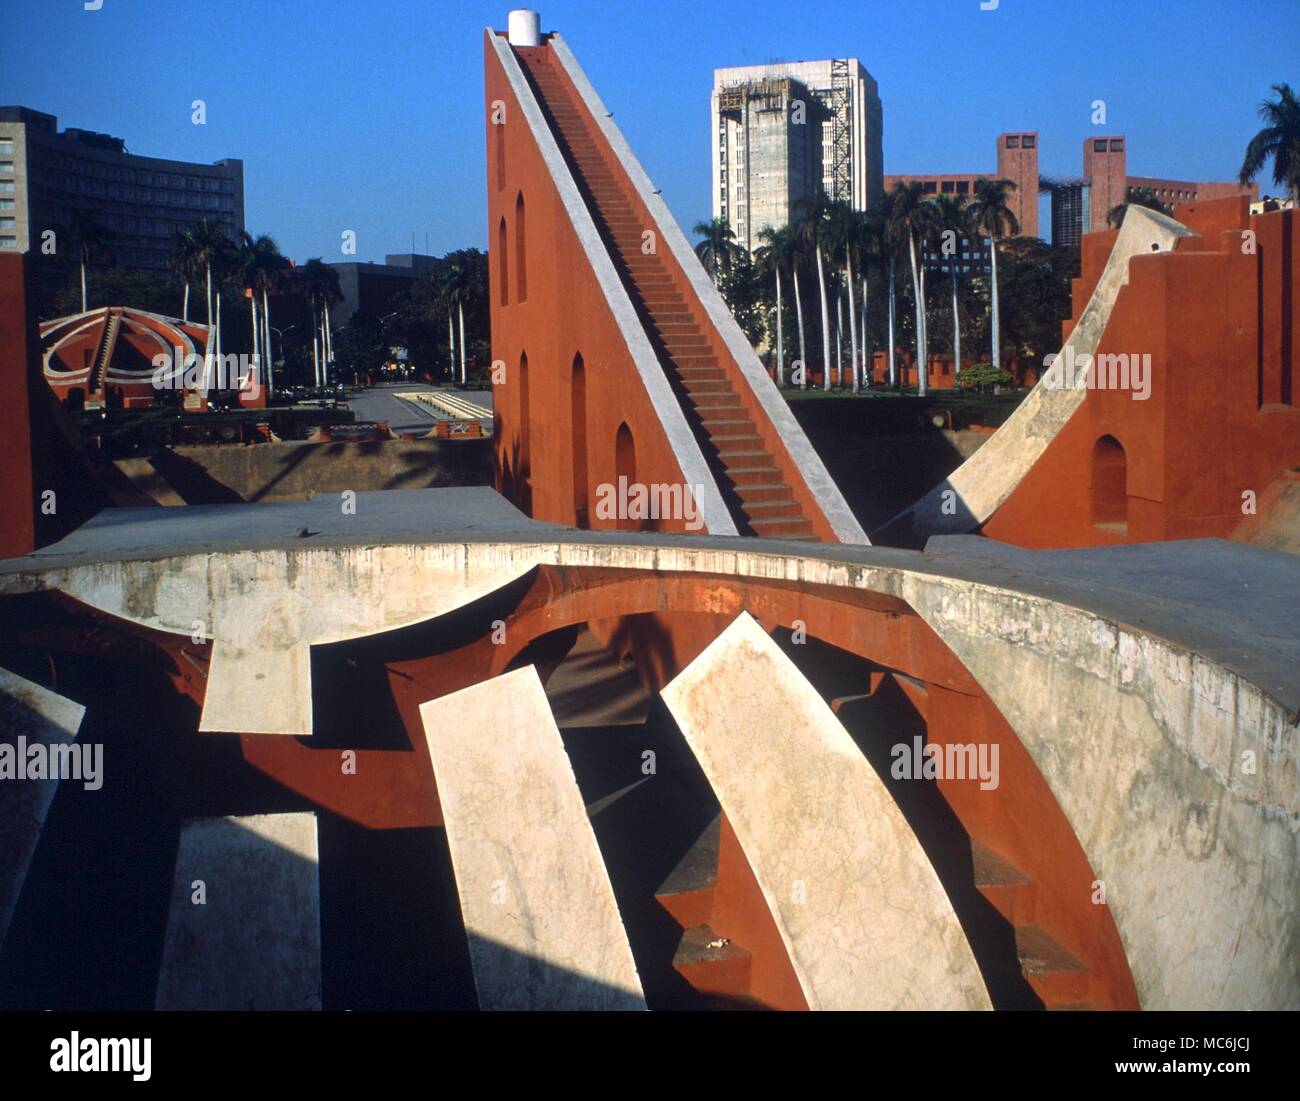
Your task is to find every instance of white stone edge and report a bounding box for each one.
[887,205,1200,535]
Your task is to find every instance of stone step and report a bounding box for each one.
[1015,925,1090,1007]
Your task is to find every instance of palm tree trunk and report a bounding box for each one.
[919,258,929,397]
[250,292,260,396]
[908,232,927,397]
[989,239,1001,372]
[323,302,334,374]
[835,291,843,389]
[458,302,467,385]
[447,308,456,381]
[80,259,87,313]
[774,269,784,387]
[793,265,807,390]
[203,264,213,392]
[861,277,870,389]
[887,257,897,387]
[262,289,273,394]
[951,267,961,377]
[182,282,190,323]
[815,245,831,392]
[845,255,858,393]
[312,312,320,388]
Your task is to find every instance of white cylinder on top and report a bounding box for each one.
[507,10,542,47]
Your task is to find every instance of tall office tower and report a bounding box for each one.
[1084,135,1127,237]
[995,131,1040,239]
[0,106,244,270]
[1048,181,1092,249]
[711,59,883,252]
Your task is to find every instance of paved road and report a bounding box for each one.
[347,384,493,433]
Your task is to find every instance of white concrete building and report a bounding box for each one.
[711,59,883,252]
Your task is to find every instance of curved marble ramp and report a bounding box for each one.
[420,667,645,1010]
[0,668,86,951]
[880,204,1198,543]
[661,613,991,1010]
[154,812,322,1011]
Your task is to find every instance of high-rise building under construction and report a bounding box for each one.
[711,59,883,252]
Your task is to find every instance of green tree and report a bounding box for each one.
[692,216,743,284]
[966,177,1020,375]
[884,181,938,395]
[755,224,797,386]
[66,209,116,313]
[1107,185,1170,228]
[1239,82,1300,200]
[296,258,342,387]
[793,192,837,390]
[933,193,969,378]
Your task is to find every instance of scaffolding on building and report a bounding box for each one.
[827,59,852,204]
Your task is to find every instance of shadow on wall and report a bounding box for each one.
[803,425,983,539]
[124,440,493,506]
[772,629,1042,1010]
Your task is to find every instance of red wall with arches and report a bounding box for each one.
[983,197,1300,548]
[484,32,702,533]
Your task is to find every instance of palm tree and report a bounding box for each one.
[934,194,969,378]
[692,217,742,284]
[236,233,290,393]
[794,193,836,391]
[169,227,205,322]
[445,253,475,385]
[298,259,342,388]
[876,187,904,387]
[1107,186,1170,228]
[1239,82,1300,200]
[255,238,290,392]
[966,177,1020,375]
[66,209,116,313]
[755,225,796,386]
[884,182,937,395]
[206,231,238,386]
[827,200,866,391]
[186,218,231,382]
[855,205,885,389]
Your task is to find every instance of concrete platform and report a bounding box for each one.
[420,667,645,1010]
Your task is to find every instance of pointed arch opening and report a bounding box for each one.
[1092,434,1128,531]
[515,192,527,303]
[615,421,636,532]
[497,216,509,308]
[571,353,588,527]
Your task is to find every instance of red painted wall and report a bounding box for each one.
[0,255,39,557]
[484,33,702,533]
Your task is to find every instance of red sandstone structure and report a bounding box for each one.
[39,305,263,412]
[0,12,1294,1018]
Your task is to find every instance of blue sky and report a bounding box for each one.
[2,0,1294,263]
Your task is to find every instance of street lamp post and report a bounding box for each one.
[269,324,295,396]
